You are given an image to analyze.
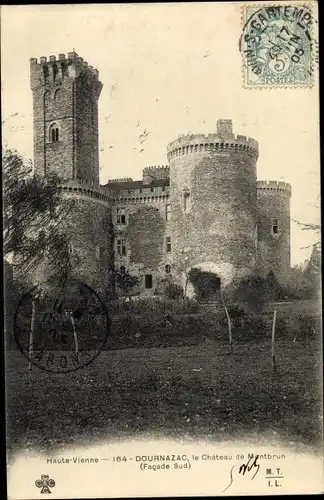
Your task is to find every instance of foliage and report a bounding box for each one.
[115,271,140,297]
[224,274,270,313]
[109,296,200,316]
[284,253,321,300]
[3,147,75,285]
[224,272,289,313]
[188,268,221,300]
[163,282,184,300]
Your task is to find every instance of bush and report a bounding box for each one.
[297,314,321,341]
[108,297,200,316]
[163,282,184,300]
[225,275,270,313]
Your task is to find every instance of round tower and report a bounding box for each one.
[167,119,259,293]
[256,180,291,284]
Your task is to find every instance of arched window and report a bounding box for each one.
[165,264,171,274]
[120,266,126,275]
[49,123,60,142]
[54,88,61,100]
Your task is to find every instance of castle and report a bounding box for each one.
[30,51,291,296]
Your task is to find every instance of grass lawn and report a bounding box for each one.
[5,339,323,459]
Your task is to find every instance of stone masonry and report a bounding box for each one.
[30,51,292,294]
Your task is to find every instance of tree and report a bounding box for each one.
[226,274,270,313]
[3,147,76,286]
[115,270,140,298]
[163,282,184,300]
[303,244,321,298]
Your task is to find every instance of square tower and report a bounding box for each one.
[30,52,103,184]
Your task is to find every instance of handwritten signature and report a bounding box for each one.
[223,455,260,492]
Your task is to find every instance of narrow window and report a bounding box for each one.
[116,208,126,224]
[151,187,154,193]
[184,192,191,212]
[43,65,49,80]
[117,239,126,255]
[165,203,171,221]
[49,123,60,142]
[95,246,101,259]
[165,264,171,274]
[120,265,126,275]
[272,218,279,235]
[68,244,75,254]
[61,61,68,78]
[52,63,58,81]
[145,274,153,289]
[166,236,171,253]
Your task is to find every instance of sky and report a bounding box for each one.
[2,3,320,266]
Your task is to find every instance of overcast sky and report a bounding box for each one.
[2,3,320,266]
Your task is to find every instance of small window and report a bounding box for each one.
[43,65,49,80]
[120,265,126,275]
[117,239,126,255]
[151,187,154,193]
[52,63,58,81]
[184,192,191,212]
[61,61,68,78]
[166,236,171,253]
[116,208,126,224]
[272,218,279,235]
[145,274,153,289]
[165,264,171,274]
[95,246,101,259]
[68,244,75,254]
[166,204,171,221]
[49,123,60,142]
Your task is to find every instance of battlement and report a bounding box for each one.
[142,166,170,181]
[30,51,100,87]
[257,180,291,196]
[59,179,113,205]
[107,178,133,183]
[167,126,259,161]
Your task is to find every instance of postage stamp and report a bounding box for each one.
[240,4,315,88]
[14,280,110,373]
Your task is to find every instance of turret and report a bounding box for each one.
[30,51,102,184]
[256,180,292,284]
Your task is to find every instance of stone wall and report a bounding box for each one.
[62,192,113,290]
[167,123,259,291]
[30,53,102,183]
[256,181,291,284]
[112,197,172,295]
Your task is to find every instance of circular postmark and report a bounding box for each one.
[240,5,315,86]
[14,280,110,373]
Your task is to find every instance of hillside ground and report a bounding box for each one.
[6,338,323,460]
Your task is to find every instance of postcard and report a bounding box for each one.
[3,2,322,498]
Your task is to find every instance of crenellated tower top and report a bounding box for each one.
[167,119,259,161]
[30,51,100,90]
[30,51,102,184]
[257,180,291,197]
